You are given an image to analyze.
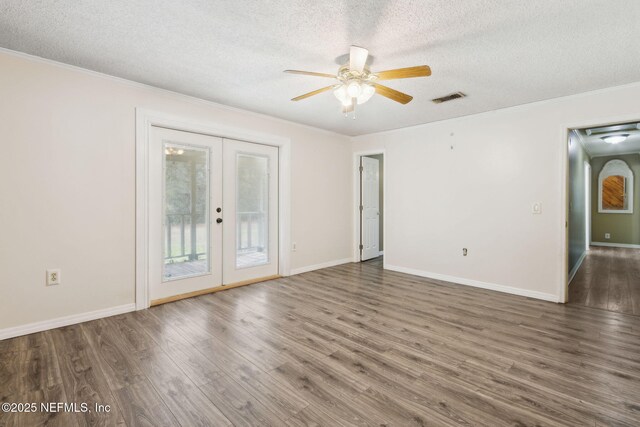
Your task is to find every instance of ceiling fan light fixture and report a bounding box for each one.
[335,81,375,108]
[357,83,375,105]
[165,147,184,155]
[602,134,629,144]
[346,81,362,98]
[333,85,352,106]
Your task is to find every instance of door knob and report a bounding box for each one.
[216,218,223,224]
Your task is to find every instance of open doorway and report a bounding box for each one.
[567,120,640,315]
[355,152,384,262]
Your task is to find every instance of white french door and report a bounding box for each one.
[149,127,278,302]
[223,139,279,284]
[361,156,380,261]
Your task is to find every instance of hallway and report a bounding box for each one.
[569,246,640,315]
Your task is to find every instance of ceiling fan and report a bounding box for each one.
[285,45,431,115]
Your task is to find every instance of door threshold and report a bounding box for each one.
[150,274,281,307]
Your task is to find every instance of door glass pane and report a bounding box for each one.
[163,143,210,280]
[236,153,269,268]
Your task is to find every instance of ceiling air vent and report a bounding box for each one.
[432,92,465,104]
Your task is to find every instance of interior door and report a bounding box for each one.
[361,156,380,261]
[222,139,279,284]
[149,126,223,301]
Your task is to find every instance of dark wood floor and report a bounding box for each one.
[2,257,640,426]
[569,246,640,315]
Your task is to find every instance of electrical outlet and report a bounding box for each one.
[46,269,61,286]
[532,202,542,214]
[292,242,297,251]
[463,248,468,256]
[605,233,611,240]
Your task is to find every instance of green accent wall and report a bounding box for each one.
[591,154,640,245]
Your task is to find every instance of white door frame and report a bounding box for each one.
[352,150,386,265]
[584,161,591,251]
[136,108,291,310]
[560,113,639,303]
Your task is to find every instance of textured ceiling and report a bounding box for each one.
[1,0,640,136]
[576,122,640,158]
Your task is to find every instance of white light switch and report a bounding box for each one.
[605,233,611,240]
[532,203,542,214]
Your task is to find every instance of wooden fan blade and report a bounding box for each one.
[373,84,413,104]
[375,65,431,80]
[349,45,369,73]
[284,70,336,78]
[291,85,335,101]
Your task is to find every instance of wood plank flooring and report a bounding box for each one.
[569,246,640,315]
[2,257,640,426]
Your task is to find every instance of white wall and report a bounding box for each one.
[352,83,640,301]
[0,50,352,330]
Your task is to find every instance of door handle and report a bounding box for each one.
[216,218,223,224]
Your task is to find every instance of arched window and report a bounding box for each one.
[598,159,634,214]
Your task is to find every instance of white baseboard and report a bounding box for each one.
[0,303,136,341]
[291,258,353,275]
[568,251,587,284]
[591,241,640,249]
[385,264,559,302]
